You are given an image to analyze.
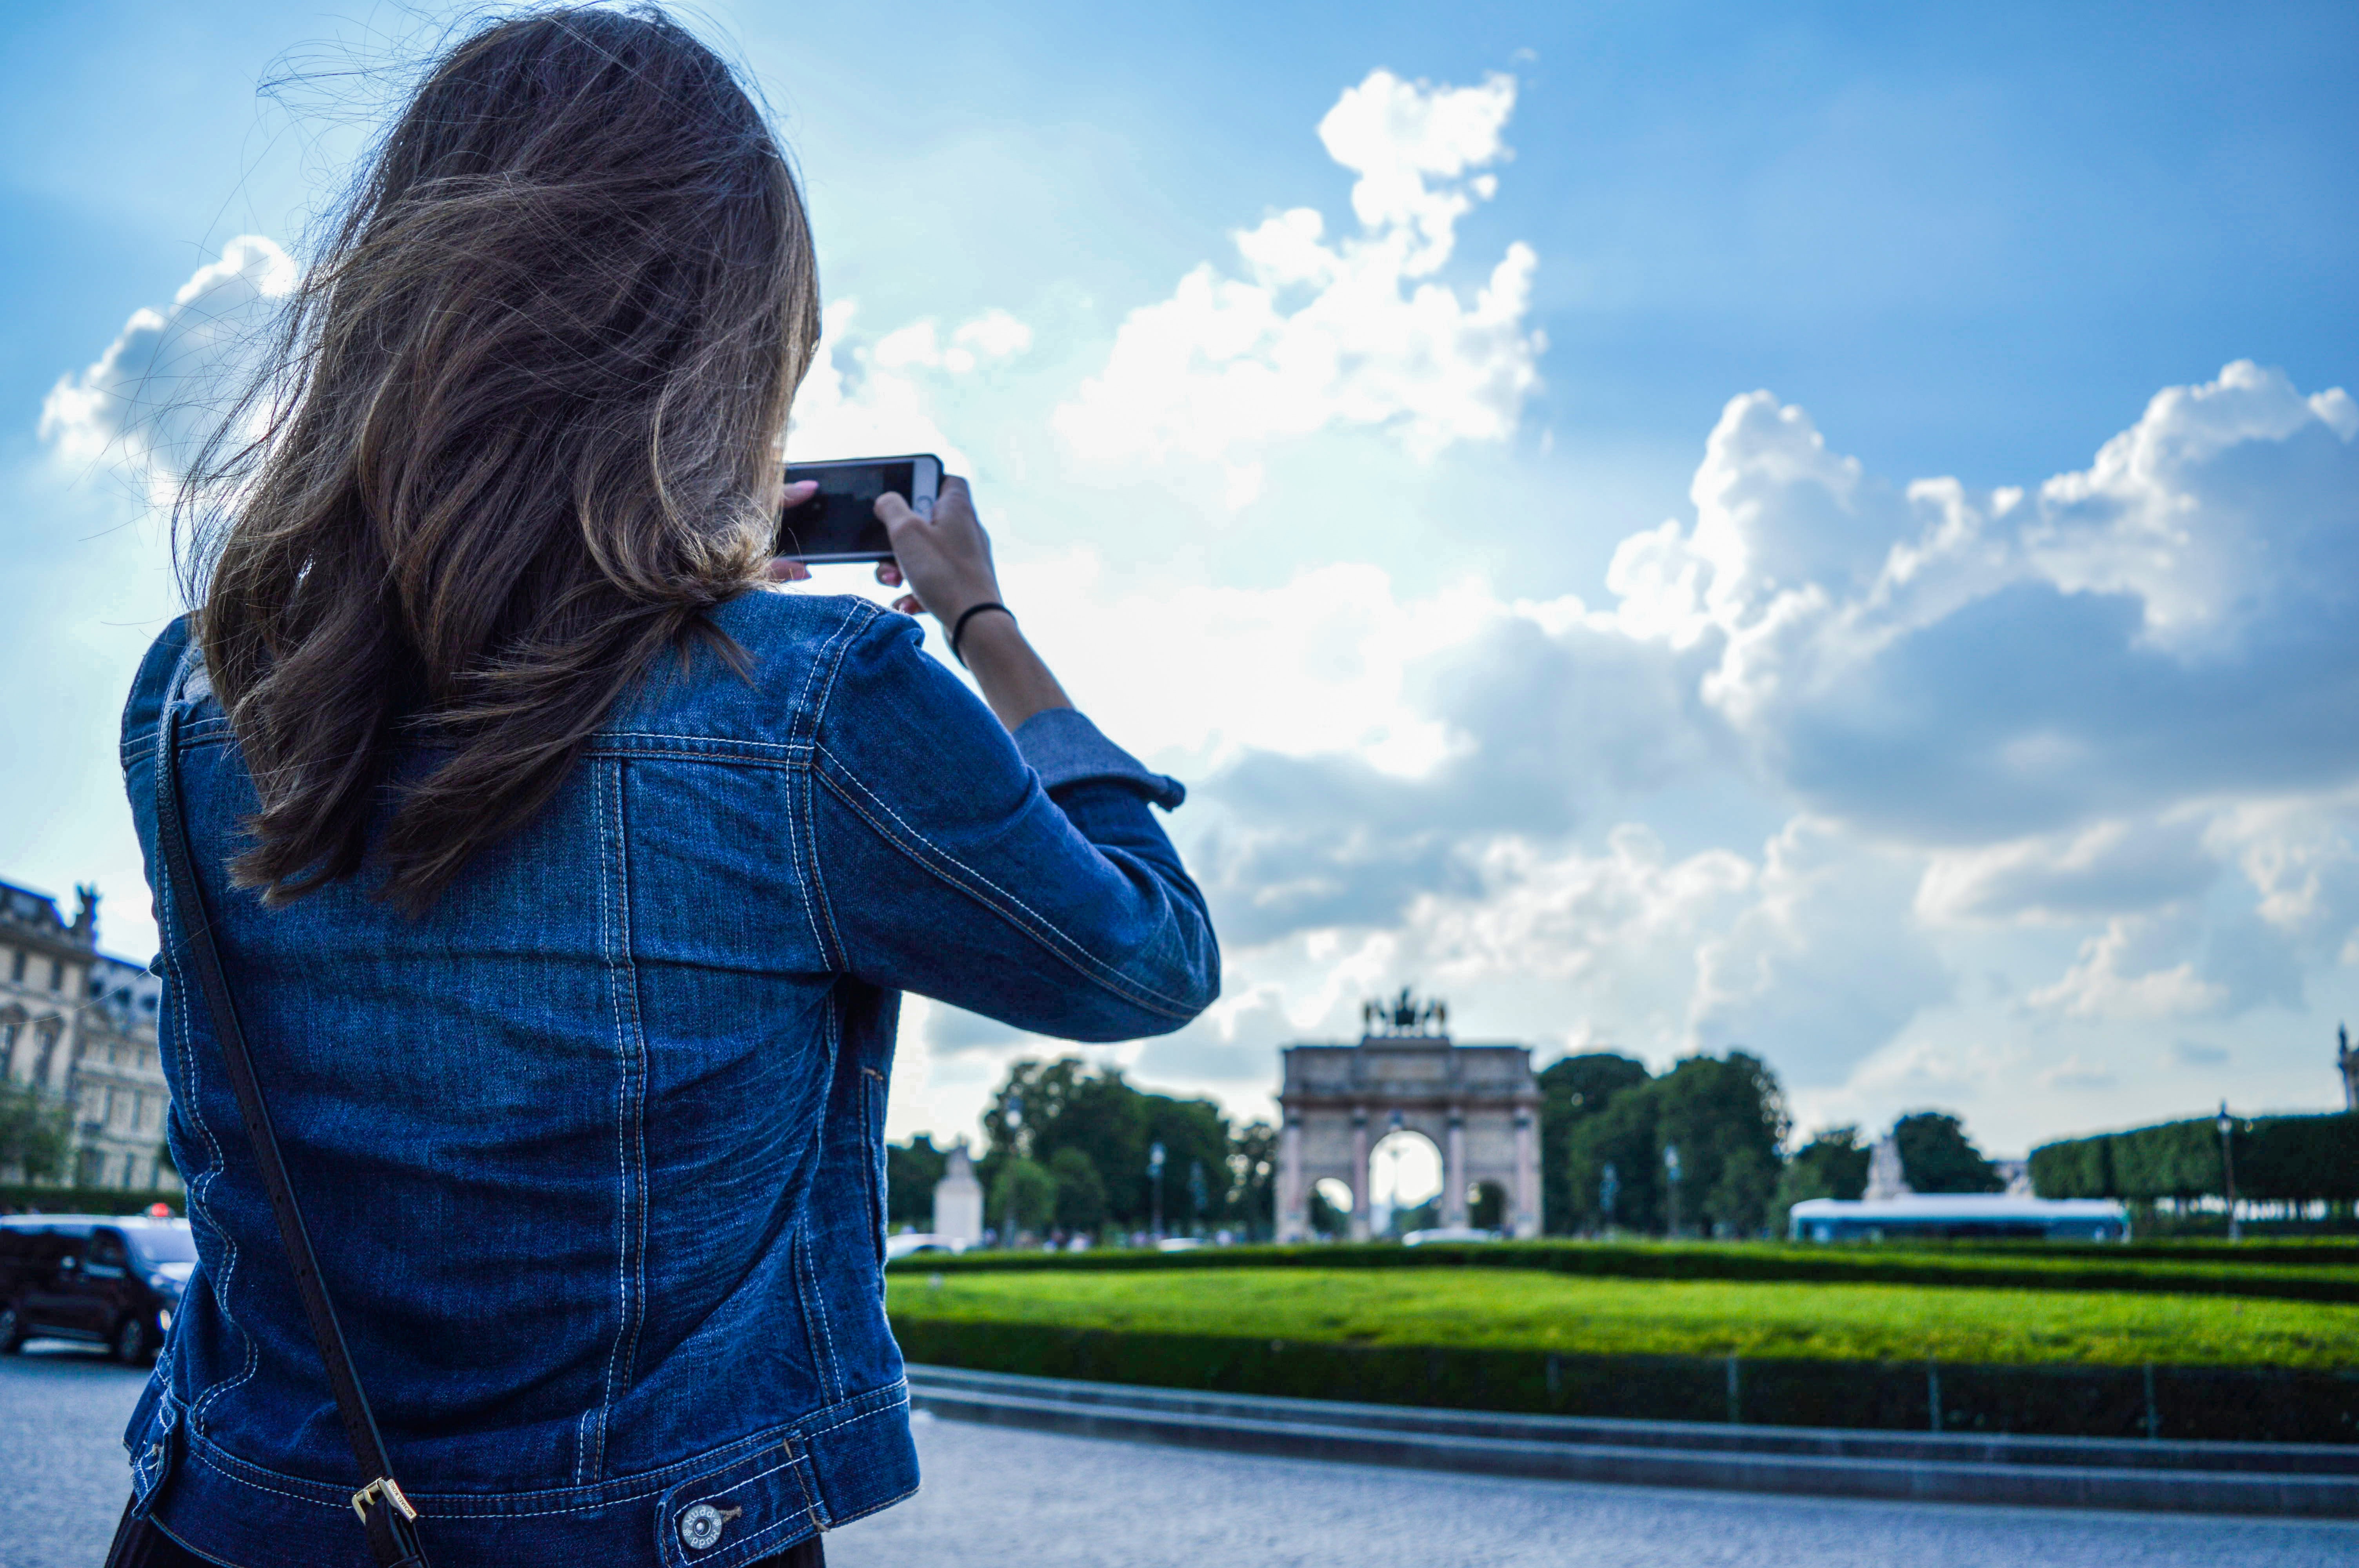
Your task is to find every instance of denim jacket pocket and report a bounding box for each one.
[654,1433,821,1568]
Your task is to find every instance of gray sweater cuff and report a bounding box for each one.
[1012,708,1187,811]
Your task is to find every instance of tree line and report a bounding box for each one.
[885,1057,1276,1240]
[885,1049,2025,1242]
[2030,1113,2359,1203]
[1536,1051,2002,1236]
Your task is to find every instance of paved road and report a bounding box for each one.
[0,1345,147,1568]
[6,1347,2355,1568]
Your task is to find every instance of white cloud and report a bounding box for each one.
[2023,363,2359,650]
[786,300,1034,470]
[1916,818,2217,924]
[1604,363,2359,839]
[1687,817,1950,1083]
[1051,69,1541,506]
[2028,916,2226,1020]
[39,235,296,499]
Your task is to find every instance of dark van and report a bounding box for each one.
[0,1214,194,1364]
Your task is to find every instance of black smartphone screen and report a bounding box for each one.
[776,460,914,561]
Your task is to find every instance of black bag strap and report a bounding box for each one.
[155,702,431,1568]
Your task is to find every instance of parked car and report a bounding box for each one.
[0,1214,194,1363]
[1401,1226,1499,1246]
[883,1232,968,1261]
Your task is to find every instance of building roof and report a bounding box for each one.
[0,880,71,938]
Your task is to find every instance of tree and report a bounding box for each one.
[1227,1121,1278,1239]
[1705,1147,1781,1237]
[1557,1051,1789,1237]
[1538,1053,1650,1233]
[1140,1093,1230,1232]
[978,1056,1235,1231]
[1893,1112,2002,1193]
[1049,1147,1108,1233]
[1651,1051,1788,1238]
[0,1081,74,1182]
[1565,1087,1663,1232]
[988,1156,1057,1239]
[885,1134,948,1228]
[1771,1126,1870,1234]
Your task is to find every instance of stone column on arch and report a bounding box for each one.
[1277,1112,1307,1242]
[1511,1108,1540,1238]
[1348,1107,1372,1241]
[1442,1109,1468,1227]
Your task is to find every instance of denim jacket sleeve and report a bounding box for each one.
[807,611,1219,1042]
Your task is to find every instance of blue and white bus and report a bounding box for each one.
[1787,1194,2130,1243]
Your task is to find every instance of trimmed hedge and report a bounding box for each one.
[2032,1113,2359,1203]
[893,1318,2359,1444]
[892,1238,2359,1304]
[0,1185,182,1217]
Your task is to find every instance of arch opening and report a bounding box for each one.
[1468,1179,1508,1233]
[1310,1177,1354,1236]
[1370,1128,1442,1236]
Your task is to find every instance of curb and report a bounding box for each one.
[907,1365,2359,1517]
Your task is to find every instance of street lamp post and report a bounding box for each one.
[1663,1145,1682,1240]
[1002,1091,1024,1249]
[1147,1141,1166,1240]
[2217,1102,2241,1244]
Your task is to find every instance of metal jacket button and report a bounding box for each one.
[678,1501,739,1551]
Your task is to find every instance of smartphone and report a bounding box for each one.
[776,454,941,563]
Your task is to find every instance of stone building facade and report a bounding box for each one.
[0,878,176,1193]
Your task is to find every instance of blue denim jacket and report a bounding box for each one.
[117,589,1217,1566]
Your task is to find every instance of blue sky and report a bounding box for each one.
[5,1,2356,1157]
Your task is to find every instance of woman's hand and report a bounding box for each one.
[761,479,820,582]
[874,475,1070,731]
[871,475,998,623]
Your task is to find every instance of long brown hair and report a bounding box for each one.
[182,6,818,912]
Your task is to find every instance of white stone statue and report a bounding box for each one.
[933,1136,984,1247]
[1865,1133,1911,1201]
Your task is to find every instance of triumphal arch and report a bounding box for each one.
[1276,991,1542,1241]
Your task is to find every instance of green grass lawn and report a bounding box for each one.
[887,1266,2359,1369]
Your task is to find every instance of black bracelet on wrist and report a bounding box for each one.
[949,601,1014,666]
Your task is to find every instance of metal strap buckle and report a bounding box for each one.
[352,1476,419,1524]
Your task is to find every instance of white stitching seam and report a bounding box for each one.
[799,1387,909,1439]
[616,759,651,1456]
[801,766,847,967]
[676,1451,797,1507]
[800,1056,845,1401]
[188,1440,709,1522]
[177,1388,901,1520]
[818,1480,921,1530]
[781,745,832,973]
[580,760,609,1483]
[814,755,1197,1018]
[790,600,875,746]
[796,605,879,969]
[599,732,805,755]
[157,674,255,1432]
[591,762,627,1481]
